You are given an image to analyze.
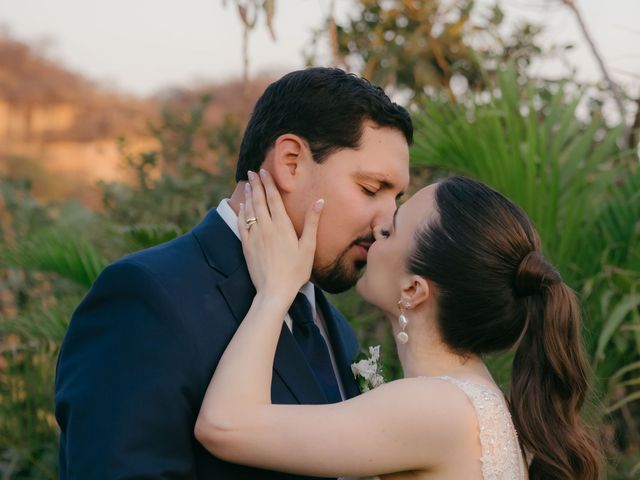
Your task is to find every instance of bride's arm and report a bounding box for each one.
[194,171,469,477]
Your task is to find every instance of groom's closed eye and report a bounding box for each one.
[353,172,405,201]
[361,186,379,197]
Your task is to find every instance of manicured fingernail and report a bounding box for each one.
[313,199,325,212]
[247,171,256,180]
[239,203,244,210]
[259,169,267,178]
[245,182,251,192]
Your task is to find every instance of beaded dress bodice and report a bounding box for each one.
[341,376,528,480]
[435,375,528,480]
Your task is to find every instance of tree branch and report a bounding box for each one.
[561,0,631,142]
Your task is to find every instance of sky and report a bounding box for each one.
[1,0,638,97]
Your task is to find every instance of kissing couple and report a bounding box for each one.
[55,67,600,479]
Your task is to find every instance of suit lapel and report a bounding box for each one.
[193,208,360,403]
[217,268,327,405]
[192,208,245,276]
[315,288,361,399]
[194,210,328,405]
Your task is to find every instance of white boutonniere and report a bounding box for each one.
[351,345,385,392]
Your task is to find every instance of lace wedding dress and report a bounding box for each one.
[343,375,527,480]
[435,375,528,480]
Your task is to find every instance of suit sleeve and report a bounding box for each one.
[55,261,200,479]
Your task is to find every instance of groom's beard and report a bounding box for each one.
[312,236,372,294]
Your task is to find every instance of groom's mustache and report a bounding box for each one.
[352,234,376,253]
[352,234,375,272]
[349,233,376,262]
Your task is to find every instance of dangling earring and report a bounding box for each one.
[397,300,410,344]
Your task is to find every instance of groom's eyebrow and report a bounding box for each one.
[354,172,405,199]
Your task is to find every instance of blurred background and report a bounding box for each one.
[0,0,638,477]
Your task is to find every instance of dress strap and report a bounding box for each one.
[434,376,527,480]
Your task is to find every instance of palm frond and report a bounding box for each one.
[0,230,108,288]
[411,63,625,284]
[120,223,183,250]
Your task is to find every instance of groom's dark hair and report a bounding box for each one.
[235,67,413,181]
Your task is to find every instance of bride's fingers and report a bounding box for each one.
[259,169,287,222]
[243,182,258,230]
[300,199,324,257]
[247,171,271,224]
[238,202,249,243]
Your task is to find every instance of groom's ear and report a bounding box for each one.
[270,134,312,193]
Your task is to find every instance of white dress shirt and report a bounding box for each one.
[216,198,346,399]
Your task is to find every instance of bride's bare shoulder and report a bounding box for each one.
[372,377,480,441]
[382,375,478,402]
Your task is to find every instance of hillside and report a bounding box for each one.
[0,34,273,205]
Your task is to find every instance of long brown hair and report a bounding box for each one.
[407,176,601,479]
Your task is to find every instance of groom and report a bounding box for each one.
[54,67,412,479]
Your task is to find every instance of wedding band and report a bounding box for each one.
[246,217,257,229]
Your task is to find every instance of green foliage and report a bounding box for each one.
[413,65,624,281]
[410,63,640,476]
[102,95,240,236]
[306,0,562,105]
[0,344,59,480]
[1,231,108,289]
[1,3,639,476]
[335,0,479,101]
[0,181,88,478]
[0,93,243,477]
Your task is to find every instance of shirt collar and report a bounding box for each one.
[217,198,241,240]
[216,198,317,314]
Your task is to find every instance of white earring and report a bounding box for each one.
[397,300,410,344]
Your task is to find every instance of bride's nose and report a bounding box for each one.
[372,225,390,241]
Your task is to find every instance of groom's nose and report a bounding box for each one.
[371,200,396,238]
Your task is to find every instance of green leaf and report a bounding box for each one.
[0,230,109,288]
[595,294,640,363]
[605,390,640,414]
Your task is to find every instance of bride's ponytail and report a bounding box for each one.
[511,252,601,479]
[407,177,602,480]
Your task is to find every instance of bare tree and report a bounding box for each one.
[222,0,276,91]
[560,0,632,141]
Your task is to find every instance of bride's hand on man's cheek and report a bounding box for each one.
[238,169,324,297]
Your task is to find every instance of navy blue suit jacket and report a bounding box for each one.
[54,208,361,479]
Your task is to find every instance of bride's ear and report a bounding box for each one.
[399,275,430,310]
[270,134,311,194]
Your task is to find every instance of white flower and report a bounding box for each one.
[368,345,380,362]
[351,345,385,392]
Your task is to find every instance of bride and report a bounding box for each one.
[194,171,601,479]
